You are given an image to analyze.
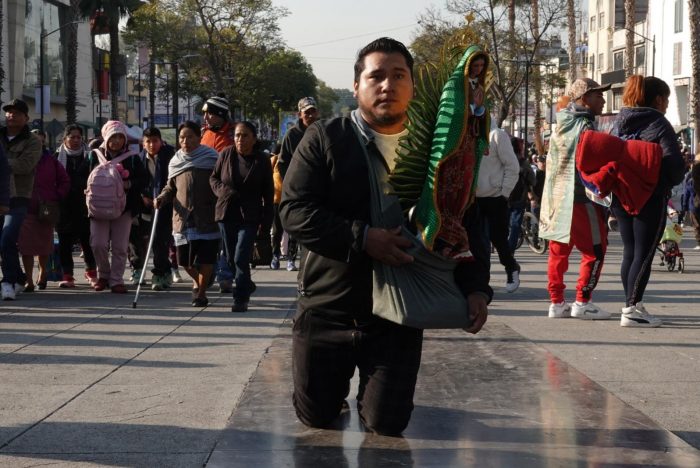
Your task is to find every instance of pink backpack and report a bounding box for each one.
[85,149,136,220]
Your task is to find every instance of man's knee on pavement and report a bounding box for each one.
[293,391,343,429]
[359,406,411,436]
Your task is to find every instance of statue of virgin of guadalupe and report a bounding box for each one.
[390,44,491,261]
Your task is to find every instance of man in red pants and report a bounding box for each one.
[540,79,611,320]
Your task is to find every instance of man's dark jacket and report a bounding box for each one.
[280,111,493,322]
[140,143,175,200]
[277,120,307,179]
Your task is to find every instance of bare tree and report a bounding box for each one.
[447,0,567,127]
[624,0,636,77]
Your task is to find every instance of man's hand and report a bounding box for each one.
[142,196,154,208]
[365,227,414,266]
[153,198,162,210]
[463,293,488,334]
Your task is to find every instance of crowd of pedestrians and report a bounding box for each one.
[0,34,695,440]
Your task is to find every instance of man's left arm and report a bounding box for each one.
[7,135,41,175]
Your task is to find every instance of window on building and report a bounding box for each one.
[598,53,604,70]
[635,45,646,74]
[23,1,70,99]
[673,42,682,75]
[590,54,595,72]
[590,16,596,31]
[675,0,684,33]
[599,12,605,30]
[612,89,623,111]
[128,95,135,110]
[613,51,624,70]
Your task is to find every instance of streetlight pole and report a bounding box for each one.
[39,20,82,131]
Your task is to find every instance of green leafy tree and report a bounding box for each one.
[316,81,338,118]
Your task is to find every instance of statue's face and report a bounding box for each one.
[469,57,486,79]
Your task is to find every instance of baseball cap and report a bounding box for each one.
[202,95,229,119]
[568,78,611,101]
[297,97,317,113]
[3,99,29,115]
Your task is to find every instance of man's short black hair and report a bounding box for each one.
[143,127,162,139]
[354,37,414,83]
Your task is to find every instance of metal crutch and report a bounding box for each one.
[132,208,160,308]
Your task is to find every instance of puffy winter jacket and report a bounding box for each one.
[612,106,685,194]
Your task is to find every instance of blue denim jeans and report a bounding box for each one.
[508,206,525,253]
[1,205,28,284]
[215,250,234,282]
[219,223,257,301]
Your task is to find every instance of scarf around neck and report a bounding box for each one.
[168,144,218,179]
[57,143,87,168]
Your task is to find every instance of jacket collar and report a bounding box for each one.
[350,109,375,145]
[1,125,31,146]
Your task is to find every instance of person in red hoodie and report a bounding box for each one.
[611,75,685,327]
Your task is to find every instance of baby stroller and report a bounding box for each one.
[658,219,684,273]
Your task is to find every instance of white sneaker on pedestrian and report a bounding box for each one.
[287,260,297,272]
[548,301,571,318]
[693,245,700,251]
[505,269,520,293]
[621,302,662,328]
[1,282,16,301]
[571,301,611,320]
[13,283,24,295]
[171,269,182,283]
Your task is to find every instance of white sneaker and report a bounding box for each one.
[505,269,520,293]
[621,302,662,328]
[548,301,571,318]
[1,282,16,301]
[286,260,297,272]
[171,269,183,283]
[571,301,611,320]
[13,283,24,295]
[693,245,700,251]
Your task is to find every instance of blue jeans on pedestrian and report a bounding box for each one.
[219,223,257,301]
[1,205,28,285]
[508,205,525,253]
[216,223,233,283]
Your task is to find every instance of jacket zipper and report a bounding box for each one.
[298,249,311,296]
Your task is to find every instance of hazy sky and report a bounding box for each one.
[275,0,455,90]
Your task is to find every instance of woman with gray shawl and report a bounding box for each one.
[155,121,220,307]
[54,124,97,288]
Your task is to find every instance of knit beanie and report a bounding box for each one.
[202,96,229,119]
[101,120,128,150]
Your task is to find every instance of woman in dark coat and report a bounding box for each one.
[612,75,685,328]
[210,121,274,312]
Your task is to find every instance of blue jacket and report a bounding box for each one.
[0,144,9,207]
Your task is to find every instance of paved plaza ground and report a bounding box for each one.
[1,229,700,467]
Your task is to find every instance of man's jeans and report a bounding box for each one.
[0,205,28,285]
[508,205,526,253]
[214,218,233,284]
[219,223,257,301]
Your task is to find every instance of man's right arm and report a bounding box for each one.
[279,124,366,263]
